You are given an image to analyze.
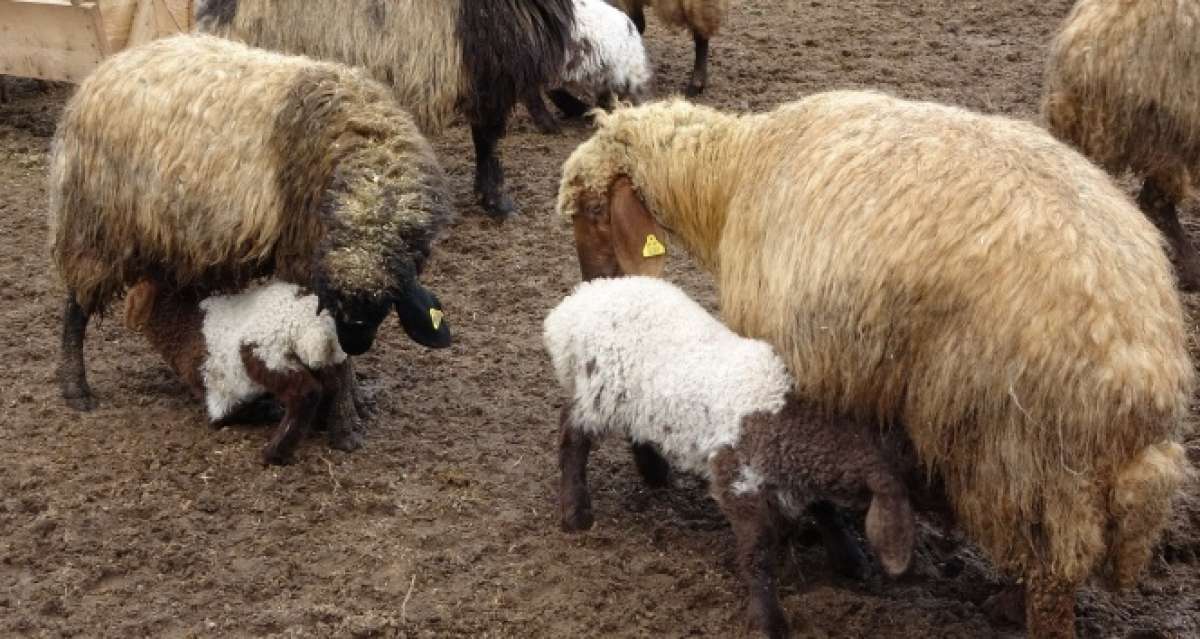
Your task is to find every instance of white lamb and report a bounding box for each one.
[523,0,653,133]
[544,276,915,633]
[125,279,348,464]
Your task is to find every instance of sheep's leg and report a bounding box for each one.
[324,359,366,452]
[559,404,595,531]
[1025,570,1077,639]
[808,500,869,580]
[685,32,710,97]
[630,441,671,488]
[241,347,322,465]
[711,448,789,638]
[58,294,97,411]
[471,117,515,218]
[0,76,8,103]
[547,89,591,119]
[521,87,561,134]
[1137,172,1200,291]
[630,5,646,33]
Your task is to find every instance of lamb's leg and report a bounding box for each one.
[559,404,595,531]
[471,116,516,218]
[711,448,789,638]
[685,32,711,97]
[1138,170,1200,291]
[58,293,96,411]
[241,346,322,465]
[324,359,366,452]
[630,441,671,488]
[630,5,646,33]
[808,500,868,580]
[1025,570,1077,639]
[547,89,591,119]
[0,76,8,103]
[521,88,561,134]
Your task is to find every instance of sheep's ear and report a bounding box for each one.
[608,177,666,277]
[124,280,158,331]
[866,492,916,578]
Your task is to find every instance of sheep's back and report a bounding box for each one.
[716,91,1193,579]
[1042,0,1200,176]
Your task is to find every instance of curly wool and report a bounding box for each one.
[544,276,792,478]
[47,34,451,315]
[558,0,652,101]
[557,92,1193,586]
[201,282,346,420]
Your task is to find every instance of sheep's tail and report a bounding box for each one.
[1106,441,1191,590]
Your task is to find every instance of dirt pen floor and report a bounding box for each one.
[2,1,1199,637]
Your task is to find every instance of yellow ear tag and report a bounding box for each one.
[642,234,666,258]
[430,308,444,330]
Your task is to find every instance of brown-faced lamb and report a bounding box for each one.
[613,0,728,96]
[196,0,575,218]
[124,279,352,465]
[1042,0,1200,290]
[521,0,653,134]
[545,275,916,637]
[557,93,1194,638]
[49,34,453,452]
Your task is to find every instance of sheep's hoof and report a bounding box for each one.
[1176,263,1200,292]
[983,585,1026,627]
[62,388,97,412]
[480,192,517,219]
[746,601,791,639]
[329,429,364,453]
[684,82,705,98]
[561,508,594,532]
[261,446,295,466]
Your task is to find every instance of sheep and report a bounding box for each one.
[49,34,453,452]
[545,275,916,637]
[124,279,351,465]
[196,0,576,218]
[520,0,653,134]
[1042,0,1200,290]
[613,0,728,96]
[556,92,1194,638]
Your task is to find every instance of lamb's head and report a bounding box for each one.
[294,308,348,370]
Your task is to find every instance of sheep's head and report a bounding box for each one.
[315,280,451,356]
[566,175,667,281]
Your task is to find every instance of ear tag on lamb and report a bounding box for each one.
[642,234,666,258]
[430,308,444,330]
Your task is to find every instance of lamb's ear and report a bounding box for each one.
[865,492,916,578]
[124,280,158,331]
[609,177,666,277]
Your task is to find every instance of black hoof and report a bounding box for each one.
[561,507,595,532]
[62,388,97,412]
[685,82,705,98]
[329,428,364,453]
[261,446,296,466]
[480,192,517,219]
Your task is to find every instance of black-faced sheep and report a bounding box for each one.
[124,279,355,465]
[521,0,653,134]
[557,93,1194,638]
[1042,0,1200,290]
[545,275,916,637]
[49,34,453,440]
[196,0,576,218]
[613,0,728,96]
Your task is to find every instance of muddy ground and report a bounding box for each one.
[2,1,1199,637]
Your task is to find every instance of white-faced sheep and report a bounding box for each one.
[1042,0,1200,290]
[124,280,350,465]
[557,93,1194,638]
[521,0,653,134]
[196,0,576,218]
[49,34,453,452]
[613,0,728,96]
[545,275,916,637]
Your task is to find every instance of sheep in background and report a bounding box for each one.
[613,0,729,96]
[521,0,653,134]
[49,34,453,452]
[124,280,349,465]
[1042,0,1200,290]
[197,0,575,218]
[557,93,1194,638]
[545,275,916,636]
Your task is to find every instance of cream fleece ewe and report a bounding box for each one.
[545,276,916,636]
[557,92,1194,638]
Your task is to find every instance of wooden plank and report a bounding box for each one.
[126,0,192,49]
[0,1,107,82]
[99,0,140,52]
